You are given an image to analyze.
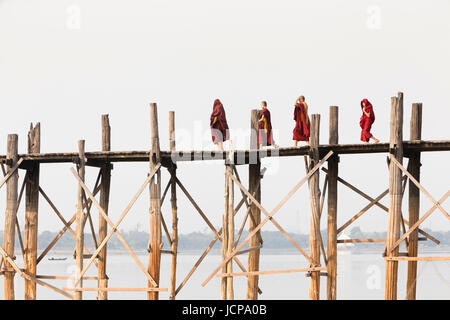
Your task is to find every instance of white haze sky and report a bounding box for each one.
[0,0,449,237]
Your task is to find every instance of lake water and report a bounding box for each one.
[0,250,448,300]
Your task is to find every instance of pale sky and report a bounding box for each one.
[0,0,449,238]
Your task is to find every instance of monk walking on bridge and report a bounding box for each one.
[360,98,379,143]
[292,95,310,147]
[258,101,276,148]
[210,99,230,151]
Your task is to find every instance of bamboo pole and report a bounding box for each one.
[385,92,404,300]
[406,103,422,300]
[4,134,19,300]
[308,114,321,300]
[98,114,111,300]
[75,140,86,300]
[247,109,261,300]
[148,102,162,300]
[24,123,40,300]
[168,111,179,300]
[327,106,338,300]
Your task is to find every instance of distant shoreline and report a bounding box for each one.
[27,245,450,258]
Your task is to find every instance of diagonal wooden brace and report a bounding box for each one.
[201,150,334,287]
[70,163,161,288]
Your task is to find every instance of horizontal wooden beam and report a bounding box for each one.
[234,245,263,256]
[1,140,448,165]
[63,287,168,292]
[384,256,450,261]
[337,237,427,244]
[216,267,327,278]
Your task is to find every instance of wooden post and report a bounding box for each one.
[98,115,111,300]
[226,164,234,300]
[4,134,19,300]
[221,165,229,300]
[24,123,40,300]
[247,109,261,300]
[168,111,179,300]
[385,92,404,300]
[327,107,338,300]
[308,114,321,300]
[406,103,422,300]
[148,103,162,300]
[75,140,86,300]
[222,164,235,300]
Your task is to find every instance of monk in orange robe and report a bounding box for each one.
[210,99,229,151]
[360,98,379,143]
[292,95,310,147]
[257,101,274,148]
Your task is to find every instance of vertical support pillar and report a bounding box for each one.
[385,92,404,300]
[98,114,111,300]
[4,134,18,300]
[247,109,261,300]
[327,107,338,300]
[24,123,40,300]
[308,114,321,300]
[223,164,234,300]
[221,165,229,300]
[406,103,422,300]
[169,111,179,300]
[148,103,162,300]
[75,140,86,300]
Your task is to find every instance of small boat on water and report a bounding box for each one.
[48,257,67,261]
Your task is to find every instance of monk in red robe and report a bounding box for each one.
[360,98,379,143]
[292,95,310,147]
[210,99,229,151]
[258,101,275,148]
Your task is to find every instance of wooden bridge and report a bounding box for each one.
[0,91,448,300]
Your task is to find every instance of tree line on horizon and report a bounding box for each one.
[0,226,448,253]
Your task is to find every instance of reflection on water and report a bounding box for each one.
[0,251,448,300]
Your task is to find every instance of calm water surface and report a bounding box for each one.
[0,250,448,300]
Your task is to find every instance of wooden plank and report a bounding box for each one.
[174,190,262,297]
[63,287,168,292]
[385,256,450,261]
[308,114,321,300]
[4,134,19,300]
[0,246,74,299]
[6,140,450,165]
[0,157,23,190]
[69,164,160,289]
[388,190,450,254]
[385,93,404,300]
[323,167,439,244]
[327,105,338,301]
[175,177,222,240]
[201,151,333,287]
[75,140,86,300]
[37,184,101,265]
[390,156,450,220]
[338,189,390,234]
[217,266,327,278]
[235,245,263,256]
[406,102,422,300]
[36,275,98,280]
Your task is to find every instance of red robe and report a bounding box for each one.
[257,108,273,146]
[210,99,229,144]
[293,101,310,141]
[360,98,375,142]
